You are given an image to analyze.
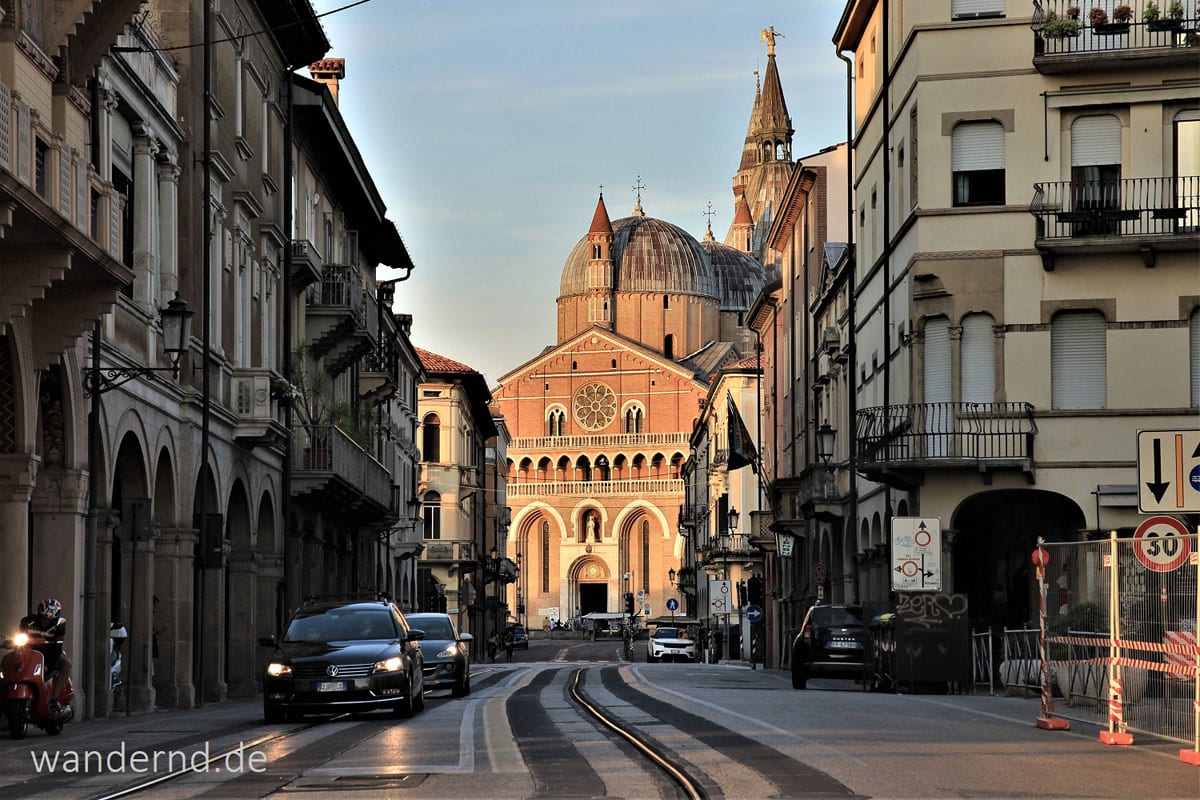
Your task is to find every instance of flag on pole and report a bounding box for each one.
[727,392,758,472]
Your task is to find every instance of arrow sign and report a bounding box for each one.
[1146,437,1170,503]
[1138,430,1200,513]
[745,604,764,623]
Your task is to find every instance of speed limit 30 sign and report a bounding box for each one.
[1133,516,1192,573]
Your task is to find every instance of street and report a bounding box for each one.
[1,636,1198,799]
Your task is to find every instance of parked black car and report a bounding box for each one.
[260,598,426,721]
[405,612,472,697]
[790,604,868,689]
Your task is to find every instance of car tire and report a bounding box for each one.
[452,673,470,698]
[791,668,808,690]
[413,686,426,713]
[263,703,285,724]
[393,691,414,719]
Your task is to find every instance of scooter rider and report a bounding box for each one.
[19,598,70,710]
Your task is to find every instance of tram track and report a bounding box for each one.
[568,667,707,800]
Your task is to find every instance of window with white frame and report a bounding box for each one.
[1070,115,1122,233]
[1052,311,1106,409]
[422,491,441,539]
[952,0,1005,19]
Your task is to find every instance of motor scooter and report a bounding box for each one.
[1,630,73,739]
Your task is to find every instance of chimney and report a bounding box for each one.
[309,58,346,104]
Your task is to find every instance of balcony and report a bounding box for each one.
[774,467,846,524]
[292,425,395,523]
[230,367,286,447]
[697,532,761,565]
[289,239,323,290]
[1030,177,1200,269]
[305,264,378,374]
[421,540,476,564]
[507,478,683,498]
[510,432,690,451]
[855,402,1037,488]
[1032,0,1200,74]
[358,346,398,404]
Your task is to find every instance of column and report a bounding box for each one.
[94,516,116,717]
[0,453,39,641]
[130,127,159,312]
[201,553,228,703]
[28,468,86,710]
[225,551,259,697]
[153,527,196,708]
[128,535,157,711]
[157,158,180,307]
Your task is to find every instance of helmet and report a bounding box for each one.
[37,598,62,619]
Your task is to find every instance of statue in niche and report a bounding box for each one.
[586,513,601,542]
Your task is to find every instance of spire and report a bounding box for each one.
[589,191,613,235]
[703,200,716,242]
[737,71,763,173]
[757,28,792,147]
[730,186,754,254]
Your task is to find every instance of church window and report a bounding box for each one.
[663,295,669,309]
[547,408,565,436]
[641,520,651,592]
[595,455,610,481]
[663,335,675,359]
[572,361,578,370]
[624,406,643,434]
[611,359,617,369]
[592,244,601,259]
[541,521,550,593]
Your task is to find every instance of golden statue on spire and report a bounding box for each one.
[761,26,784,56]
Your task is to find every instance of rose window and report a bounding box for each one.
[572,382,617,431]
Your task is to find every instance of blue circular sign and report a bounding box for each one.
[745,604,764,623]
[665,598,679,612]
[1190,464,1200,492]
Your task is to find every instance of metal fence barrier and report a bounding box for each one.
[971,628,994,695]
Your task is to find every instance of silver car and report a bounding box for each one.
[405,613,472,697]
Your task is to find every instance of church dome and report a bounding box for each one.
[700,238,768,311]
[559,216,717,299]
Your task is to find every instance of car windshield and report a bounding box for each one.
[284,608,396,642]
[512,626,526,635]
[408,616,455,640]
[813,607,864,628]
[655,628,684,639]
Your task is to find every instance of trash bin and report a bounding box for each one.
[868,613,897,691]
[886,594,971,692]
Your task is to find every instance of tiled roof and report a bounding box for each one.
[416,347,474,374]
[589,194,613,235]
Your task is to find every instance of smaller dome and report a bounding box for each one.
[560,216,717,299]
[700,239,767,311]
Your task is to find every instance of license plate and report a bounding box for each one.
[829,640,861,650]
[316,681,346,692]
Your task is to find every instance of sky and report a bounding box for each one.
[310,1,848,384]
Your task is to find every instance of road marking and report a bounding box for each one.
[485,667,541,773]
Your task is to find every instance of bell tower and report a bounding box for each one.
[585,192,615,328]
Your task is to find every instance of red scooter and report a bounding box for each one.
[1,630,73,738]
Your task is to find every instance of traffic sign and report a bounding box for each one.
[1133,516,1192,573]
[813,562,827,586]
[710,579,731,615]
[1137,430,1200,513]
[665,598,679,612]
[892,517,942,591]
[637,587,645,602]
[745,604,764,624]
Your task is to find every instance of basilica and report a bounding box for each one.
[491,32,791,626]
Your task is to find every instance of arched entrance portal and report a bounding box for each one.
[952,489,1085,629]
[569,557,611,618]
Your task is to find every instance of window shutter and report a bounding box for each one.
[1071,115,1121,166]
[952,123,1004,171]
[923,317,952,403]
[1052,312,1106,409]
[1190,309,1200,408]
[952,0,1005,17]
[961,314,995,404]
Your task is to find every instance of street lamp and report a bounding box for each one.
[84,293,194,396]
[816,420,837,468]
[668,568,676,585]
[723,506,739,662]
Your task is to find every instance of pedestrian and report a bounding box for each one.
[503,627,514,662]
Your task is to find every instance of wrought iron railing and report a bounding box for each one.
[1031,176,1200,239]
[1032,0,1199,56]
[855,402,1037,466]
[697,532,759,560]
[293,424,392,508]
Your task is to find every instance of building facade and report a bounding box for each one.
[815,0,1200,629]
[0,0,425,718]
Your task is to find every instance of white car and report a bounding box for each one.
[646,627,696,663]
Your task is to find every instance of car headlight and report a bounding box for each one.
[435,644,458,659]
[266,662,292,677]
[373,656,403,673]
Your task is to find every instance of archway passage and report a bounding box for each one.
[579,583,607,616]
[952,489,1085,629]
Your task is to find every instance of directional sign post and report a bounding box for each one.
[1138,430,1200,514]
[665,597,679,623]
[891,517,942,591]
[745,604,764,624]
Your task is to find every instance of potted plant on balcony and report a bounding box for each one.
[1147,0,1187,30]
[1042,11,1084,37]
[1092,4,1132,33]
